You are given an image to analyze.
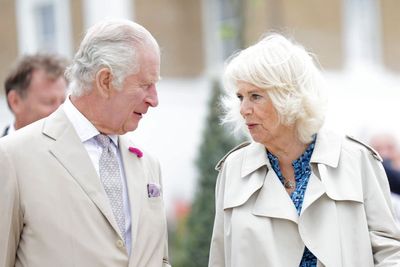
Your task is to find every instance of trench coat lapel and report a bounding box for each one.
[299,165,343,267]
[301,170,326,214]
[253,167,299,223]
[302,129,342,212]
[119,135,145,256]
[229,142,298,223]
[43,108,122,239]
[299,129,344,267]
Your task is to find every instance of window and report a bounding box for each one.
[35,3,57,52]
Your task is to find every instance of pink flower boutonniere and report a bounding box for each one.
[128,147,143,158]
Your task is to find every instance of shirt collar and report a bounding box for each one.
[9,123,16,133]
[63,96,118,147]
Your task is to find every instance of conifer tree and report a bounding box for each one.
[177,80,240,267]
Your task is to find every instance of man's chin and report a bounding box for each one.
[122,123,139,134]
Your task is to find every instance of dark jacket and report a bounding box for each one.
[383,159,400,195]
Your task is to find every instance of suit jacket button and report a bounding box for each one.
[116,239,124,248]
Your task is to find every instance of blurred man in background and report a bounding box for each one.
[2,53,68,136]
[370,132,400,223]
[370,133,400,194]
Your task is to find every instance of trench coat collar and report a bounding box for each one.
[228,129,344,223]
[310,128,342,168]
[240,142,269,178]
[240,128,343,179]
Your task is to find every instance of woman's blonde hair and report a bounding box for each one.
[221,33,327,143]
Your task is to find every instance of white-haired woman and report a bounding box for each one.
[208,34,400,267]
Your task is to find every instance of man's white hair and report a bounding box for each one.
[66,19,159,96]
[221,33,328,144]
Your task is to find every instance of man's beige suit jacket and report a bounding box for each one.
[0,107,170,267]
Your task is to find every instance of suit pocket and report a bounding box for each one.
[147,196,164,210]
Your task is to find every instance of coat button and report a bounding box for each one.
[116,239,124,248]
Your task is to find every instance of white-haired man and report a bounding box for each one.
[0,19,171,267]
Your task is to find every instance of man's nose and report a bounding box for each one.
[146,84,158,107]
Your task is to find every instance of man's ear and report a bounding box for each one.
[95,68,113,98]
[7,90,23,114]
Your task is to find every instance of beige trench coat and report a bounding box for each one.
[209,129,400,267]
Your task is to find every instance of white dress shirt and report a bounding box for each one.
[63,97,132,254]
[8,123,16,134]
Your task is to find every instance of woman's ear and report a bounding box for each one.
[95,68,113,98]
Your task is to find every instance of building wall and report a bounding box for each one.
[244,0,343,70]
[0,0,18,94]
[380,0,400,72]
[70,0,85,53]
[1,0,400,86]
[134,0,205,77]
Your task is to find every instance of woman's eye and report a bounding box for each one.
[236,95,243,101]
[251,94,261,100]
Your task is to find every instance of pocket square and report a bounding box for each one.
[147,183,161,198]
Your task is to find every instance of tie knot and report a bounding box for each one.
[95,134,111,148]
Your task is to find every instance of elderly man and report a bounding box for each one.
[0,19,171,267]
[2,53,68,136]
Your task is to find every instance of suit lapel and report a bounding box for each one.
[44,108,121,237]
[119,135,145,255]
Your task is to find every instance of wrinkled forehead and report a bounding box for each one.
[137,46,161,82]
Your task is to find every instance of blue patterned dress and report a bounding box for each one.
[266,138,317,267]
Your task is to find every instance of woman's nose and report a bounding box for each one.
[240,99,252,117]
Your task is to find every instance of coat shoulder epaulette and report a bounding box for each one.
[215,141,251,171]
[346,135,382,162]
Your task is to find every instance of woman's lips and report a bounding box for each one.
[246,123,257,130]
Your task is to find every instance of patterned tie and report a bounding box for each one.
[95,134,126,241]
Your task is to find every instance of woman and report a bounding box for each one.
[208,34,400,267]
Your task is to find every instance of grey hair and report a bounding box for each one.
[66,19,159,96]
[221,33,328,144]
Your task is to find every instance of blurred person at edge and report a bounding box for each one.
[208,33,400,267]
[370,133,400,195]
[370,133,400,223]
[0,19,171,267]
[2,53,68,136]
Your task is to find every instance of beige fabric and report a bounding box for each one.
[209,128,400,267]
[0,107,171,267]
